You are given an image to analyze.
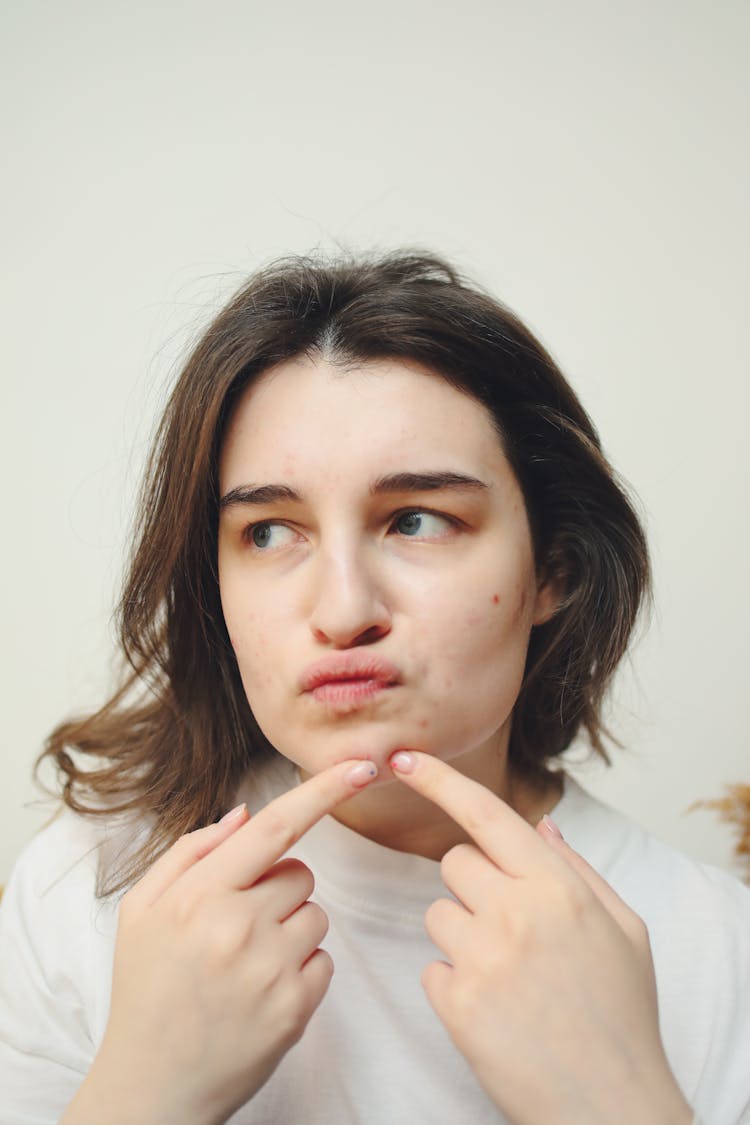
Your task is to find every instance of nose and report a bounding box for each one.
[308,543,392,648]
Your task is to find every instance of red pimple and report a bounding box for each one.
[492,594,500,604]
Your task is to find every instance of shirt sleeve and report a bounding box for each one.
[0,814,116,1125]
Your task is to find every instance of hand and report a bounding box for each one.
[63,758,378,1125]
[390,751,693,1125]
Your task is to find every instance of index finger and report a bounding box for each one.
[390,751,563,877]
[195,758,378,890]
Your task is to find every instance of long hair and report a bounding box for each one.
[38,250,650,895]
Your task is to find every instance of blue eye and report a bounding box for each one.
[393,511,452,538]
[247,522,296,550]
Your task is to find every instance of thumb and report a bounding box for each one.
[127,803,251,909]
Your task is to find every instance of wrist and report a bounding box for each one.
[632,1055,694,1125]
[591,1060,693,1125]
[60,1041,220,1125]
[527,1052,693,1125]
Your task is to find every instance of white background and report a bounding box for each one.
[2,0,748,882]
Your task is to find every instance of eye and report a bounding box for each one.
[244,521,297,551]
[391,510,454,539]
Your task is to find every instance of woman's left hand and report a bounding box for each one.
[389,751,693,1125]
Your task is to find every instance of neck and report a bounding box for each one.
[317,736,564,860]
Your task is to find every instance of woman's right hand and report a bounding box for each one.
[61,758,378,1125]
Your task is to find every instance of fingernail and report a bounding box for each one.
[345,761,378,788]
[390,751,416,774]
[219,802,247,825]
[541,814,564,840]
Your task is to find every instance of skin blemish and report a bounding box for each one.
[492,594,500,604]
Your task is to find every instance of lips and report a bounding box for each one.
[299,654,401,700]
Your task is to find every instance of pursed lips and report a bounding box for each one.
[299,654,401,705]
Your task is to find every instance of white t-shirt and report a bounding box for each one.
[1,769,749,1124]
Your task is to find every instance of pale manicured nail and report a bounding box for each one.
[541,814,564,840]
[219,802,247,825]
[345,761,379,788]
[390,751,416,774]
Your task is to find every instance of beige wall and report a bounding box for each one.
[3,0,748,881]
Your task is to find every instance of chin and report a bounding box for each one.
[287,733,431,780]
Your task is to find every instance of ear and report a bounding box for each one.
[531,573,563,626]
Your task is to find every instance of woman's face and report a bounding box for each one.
[218,355,556,780]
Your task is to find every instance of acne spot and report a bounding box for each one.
[418,717,429,729]
[492,594,500,605]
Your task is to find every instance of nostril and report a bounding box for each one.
[310,618,391,648]
[352,623,391,646]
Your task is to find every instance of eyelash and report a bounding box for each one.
[389,508,458,538]
[240,508,461,550]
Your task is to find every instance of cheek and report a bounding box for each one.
[406,583,536,760]
[435,581,535,683]
[221,588,276,691]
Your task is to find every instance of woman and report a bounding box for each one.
[0,251,747,1124]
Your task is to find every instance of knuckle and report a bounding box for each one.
[463,790,498,836]
[300,949,334,1010]
[544,874,591,923]
[291,862,316,901]
[448,971,483,1026]
[284,857,315,887]
[169,885,212,930]
[261,813,297,856]
[170,897,197,932]
[306,947,334,985]
[423,904,439,940]
[424,897,453,934]
[420,962,452,1022]
[470,931,508,978]
[253,950,285,996]
[168,831,214,867]
[440,844,466,882]
[567,879,595,922]
[307,901,329,940]
[204,915,253,966]
[627,912,651,950]
[275,981,316,1047]
[278,1005,306,1047]
[420,961,439,999]
[174,832,200,856]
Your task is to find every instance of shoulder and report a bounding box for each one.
[3,803,150,904]
[0,810,125,1110]
[556,775,750,926]
[556,776,750,1120]
[0,805,127,973]
[0,807,144,1059]
[5,807,105,899]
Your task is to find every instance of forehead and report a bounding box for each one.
[219,355,509,488]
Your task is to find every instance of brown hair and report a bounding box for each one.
[38,250,650,895]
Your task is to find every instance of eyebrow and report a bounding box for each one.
[369,471,489,495]
[219,484,300,509]
[219,471,489,510]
